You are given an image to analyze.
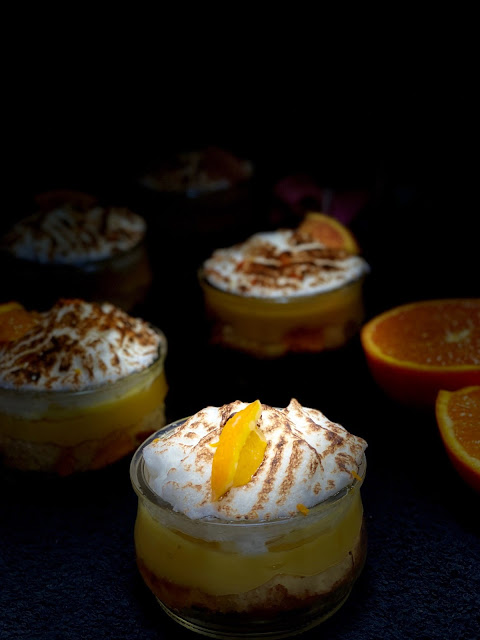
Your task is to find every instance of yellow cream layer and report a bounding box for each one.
[135,490,363,597]
[201,278,364,344]
[0,371,167,446]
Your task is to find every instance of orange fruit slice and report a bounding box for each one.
[298,212,360,254]
[436,386,480,492]
[211,400,266,501]
[361,299,480,407]
[0,302,38,342]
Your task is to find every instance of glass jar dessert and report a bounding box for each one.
[199,215,370,357]
[134,146,257,260]
[0,192,152,311]
[131,399,367,638]
[0,298,167,474]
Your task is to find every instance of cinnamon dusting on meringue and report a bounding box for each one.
[3,205,146,264]
[143,399,367,521]
[0,299,161,391]
[203,229,369,298]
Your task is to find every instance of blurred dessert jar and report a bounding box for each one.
[0,298,167,475]
[136,146,256,246]
[140,147,253,198]
[131,399,367,638]
[199,212,370,357]
[0,190,152,311]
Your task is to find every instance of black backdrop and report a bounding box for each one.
[1,103,479,640]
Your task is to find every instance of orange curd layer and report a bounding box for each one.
[0,370,167,447]
[134,488,363,597]
[201,277,365,355]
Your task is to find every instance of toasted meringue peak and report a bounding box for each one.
[3,205,146,264]
[143,399,367,521]
[202,229,370,298]
[0,299,161,391]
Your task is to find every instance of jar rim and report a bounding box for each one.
[1,236,147,268]
[197,267,368,304]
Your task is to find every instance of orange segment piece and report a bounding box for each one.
[436,386,480,492]
[233,428,267,487]
[211,400,264,501]
[0,302,38,342]
[361,299,480,406]
[298,212,360,254]
[297,503,310,516]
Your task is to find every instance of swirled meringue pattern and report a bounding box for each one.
[203,229,370,298]
[0,299,161,391]
[143,399,367,521]
[3,205,146,264]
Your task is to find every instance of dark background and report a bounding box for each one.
[1,94,479,640]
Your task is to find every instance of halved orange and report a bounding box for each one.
[0,302,38,342]
[361,299,480,407]
[298,212,360,254]
[436,386,480,492]
[211,400,266,501]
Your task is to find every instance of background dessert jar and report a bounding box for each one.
[199,214,370,357]
[0,298,168,475]
[132,146,259,274]
[0,190,152,312]
[131,399,367,638]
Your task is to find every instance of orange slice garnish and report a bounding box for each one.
[0,302,38,342]
[361,299,480,407]
[298,212,360,254]
[436,386,480,492]
[211,400,265,501]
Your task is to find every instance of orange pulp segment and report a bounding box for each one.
[298,212,360,254]
[435,386,480,492]
[0,302,38,342]
[211,400,264,501]
[361,299,480,406]
[233,428,267,487]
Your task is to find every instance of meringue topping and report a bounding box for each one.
[0,299,161,391]
[140,147,253,197]
[2,205,146,264]
[143,399,367,521]
[202,229,370,298]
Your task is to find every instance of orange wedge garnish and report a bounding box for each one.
[436,386,480,492]
[211,400,266,501]
[0,302,38,342]
[298,212,360,254]
[361,299,480,407]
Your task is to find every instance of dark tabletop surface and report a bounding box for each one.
[1,132,479,640]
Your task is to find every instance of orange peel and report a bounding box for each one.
[211,400,266,501]
[298,212,360,254]
[436,386,480,493]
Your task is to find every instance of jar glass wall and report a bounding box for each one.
[199,271,367,358]
[0,240,152,313]
[0,329,167,475]
[130,420,367,639]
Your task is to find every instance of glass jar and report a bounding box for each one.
[0,328,167,475]
[130,419,367,639]
[199,270,367,358]
[0,239,152,313]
